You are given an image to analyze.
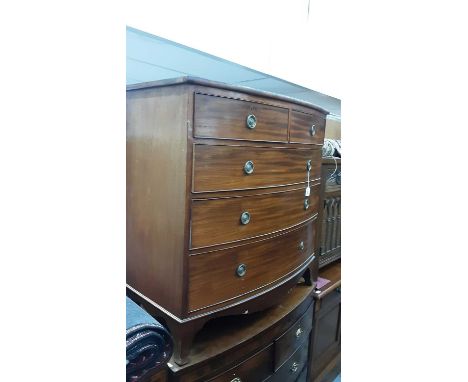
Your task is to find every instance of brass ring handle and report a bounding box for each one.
[290,362,299,373]
[240,211,251,225]
[236,264,247,277]
[304,198,310,210]
[310,124,316,136]
[295,327,303,338]
[298,241,304,251]
[244,160,254,175]
[306,160,312,171]
[246,114,257,129]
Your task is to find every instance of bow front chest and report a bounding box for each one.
[126,77,328,365]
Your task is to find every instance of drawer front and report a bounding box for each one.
[191,186,320,248]
[193,144,322,192]
[274,303,313,370]
[188,220,316,312]
[194,93,289,142]
[269,342,309,382]
[290,110,326,145]
[208,344,273,382]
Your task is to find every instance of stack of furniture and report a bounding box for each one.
[127,76,340,381]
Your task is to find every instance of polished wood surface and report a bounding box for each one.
[190,186,319,249]
[194,93,289,142]
[127,76,329,114]
[188,220,316,312]
[127,84,189,317]
[313,261,341,300]
[192,144,322,192]
[167,284,315,382]
[208,344,273,382]
[274,305,313,370]
[147,368,167,382]
[290,109,326,145]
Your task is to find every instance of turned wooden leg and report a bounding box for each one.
[304,259,318,287]
[165,317,208,365]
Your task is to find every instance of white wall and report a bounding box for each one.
[126,0,342,99]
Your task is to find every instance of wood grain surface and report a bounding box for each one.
[193,144,322,192]
[188,220,316,312]
[194,93,289,142]
[190,186,319,248]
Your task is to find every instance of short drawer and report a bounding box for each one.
[269,342,309,382]
[194,93,289,142]
[290,110,326,145]
[208,344,273,382]
[188,220,316,312]
[191,186,320,248]
[193,144,321,193]
[274,303,313,370]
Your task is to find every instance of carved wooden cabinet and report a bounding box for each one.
[318,159,341,268]
[126,77,328,365]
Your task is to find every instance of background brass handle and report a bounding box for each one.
[298,241,304,251]
[240,211,251,225]
[306,160,312,171]
[295,327,303,338]
[246,114,257,129]
[236,264,247,277]
[290,362,299,373]
[244,160,254,175]
[304,198,310,210]
[310,124,316,136]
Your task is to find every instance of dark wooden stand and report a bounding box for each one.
[308,261,341,382]
[127,265,315,366]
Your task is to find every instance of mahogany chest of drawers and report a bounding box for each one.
[126,77,328,365]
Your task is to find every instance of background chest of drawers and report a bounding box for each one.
[126,77,328,365]
[166,284,315,382]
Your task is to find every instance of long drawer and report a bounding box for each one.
[192,144,322,192]
[190,186,320,248]
[207,344,274,382]
[188,220,316,312]
[194,93,289,142]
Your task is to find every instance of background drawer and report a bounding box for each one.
[191,186,319,248]
[188,220,316,312]
[274,303,313,370]
[290,110,326,145]
[269,342,309,382]
[194,93,289,142]
[208,344,273,382]
[193,145,321,192]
